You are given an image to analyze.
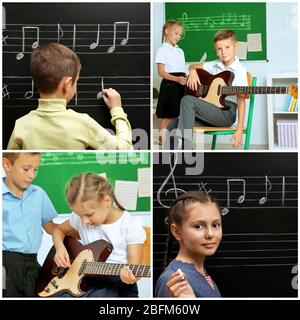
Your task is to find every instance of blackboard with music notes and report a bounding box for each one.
[165,2,267,62]
[2,2,150,149]
[153,152,297,297]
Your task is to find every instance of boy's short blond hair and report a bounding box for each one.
[214,29,237,43]
[31,43,82,94]
[3,152,40,164]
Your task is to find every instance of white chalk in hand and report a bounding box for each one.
[177,268,184,278]
[97,91,103,100]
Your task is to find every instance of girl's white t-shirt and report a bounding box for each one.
[69,211,146,264]
[156,42,187,73]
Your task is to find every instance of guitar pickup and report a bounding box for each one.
[50,279,58,289]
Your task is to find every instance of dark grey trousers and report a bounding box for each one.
[165,95,237,149]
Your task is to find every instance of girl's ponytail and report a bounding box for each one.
[163,228,174,268]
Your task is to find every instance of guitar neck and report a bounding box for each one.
[81,261,151,277]
[221,86,289,95]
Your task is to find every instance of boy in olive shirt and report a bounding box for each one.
[7,43,133,150]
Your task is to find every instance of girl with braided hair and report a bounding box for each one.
[155,19,187,145]
[52,173,146,297]
[155,191,222,298]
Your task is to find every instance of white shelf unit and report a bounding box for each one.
[266,73,298,150]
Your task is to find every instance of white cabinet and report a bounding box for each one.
[266,73,298,149]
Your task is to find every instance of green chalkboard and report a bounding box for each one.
[34,152,151,214]
[165,2,267,61]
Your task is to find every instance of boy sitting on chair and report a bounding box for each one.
[166,29,248,150]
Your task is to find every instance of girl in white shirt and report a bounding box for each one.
[156,20,187,145]
[53,173,146,297]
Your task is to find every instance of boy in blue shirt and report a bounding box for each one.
[2,152,58,297]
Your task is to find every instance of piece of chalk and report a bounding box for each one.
[177,268,184,277]
[97,92,103,100]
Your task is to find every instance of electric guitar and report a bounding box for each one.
[184,69,298,110]
[35,236,151,297]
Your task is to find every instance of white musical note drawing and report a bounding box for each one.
[57,23,64,43]
[157,153,186,208]
[2,6,6,30]
[107,21,129,54]
[24,79,34,99]
[72,24,76,51]
[259,176,272,205]
[281,176,285,207]
[198,181,211,194]
[222,178,246,215]
[2,34,8,45]
[16,26,40,60]
[90,24,100,50]
[96,77,104,99]
[2,84,10,98]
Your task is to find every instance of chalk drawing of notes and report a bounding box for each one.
[2,34,8,45]
[24,79,34,99]
[90,24,100,49]
[157,153,186,208]
[107,21,129,53]
[57,23,64,43]
[258,176,272,205]
[223,13,237,24]
[2,84,10,98]
[221,178,246,215]
[16,26,40,60]
[72,24,76,51]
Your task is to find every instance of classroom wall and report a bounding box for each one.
[152,2,298,146]
[38,214,151,298]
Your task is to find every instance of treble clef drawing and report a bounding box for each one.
[157,153,186,208]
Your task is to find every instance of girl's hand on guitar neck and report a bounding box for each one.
[120,266,139,284]
[187,69,201,91]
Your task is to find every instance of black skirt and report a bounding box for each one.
[156,72,185,118]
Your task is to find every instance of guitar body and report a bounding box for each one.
[184,69,235,109]
[35,236,113,297]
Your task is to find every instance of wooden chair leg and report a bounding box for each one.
[211,135,217,149]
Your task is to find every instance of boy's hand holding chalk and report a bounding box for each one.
[102,88,122,110]
[96,78,122,110]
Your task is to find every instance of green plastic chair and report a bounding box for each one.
[193,75,257,150]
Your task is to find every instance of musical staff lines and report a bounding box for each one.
[178,12,251,33]
[3,22,150,57]
[3,75,150,108]
[153,232,297,269]
[39,152,144,166]
[154,174,297,211]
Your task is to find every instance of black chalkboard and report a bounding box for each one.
[2,2,150,149]
[153,152,297,297]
